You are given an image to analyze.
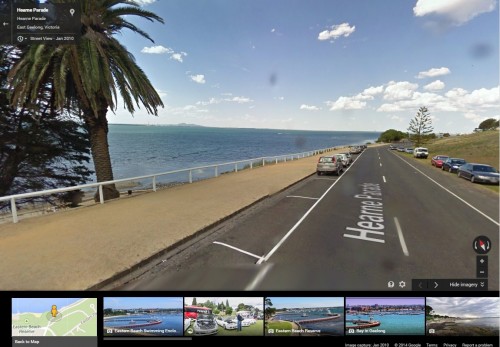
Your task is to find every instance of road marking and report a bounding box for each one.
[392,153,500,227]
[286,195,319,200]
[315,177,337,181]
[213,241,264,261]
[394,217,409,256]
[245,263,274,290]
[380,163,382,167]
[257,150,366,264]
[383,176,386,183]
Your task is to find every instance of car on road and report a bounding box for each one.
[431,155,449,168]
[405,148,414,154]
[317,156,343,176]
[457,163,500,184]
[397,147,405,152]
[349,146,362,154]
[342,152,354,164]
[389,145,397,150]
[337,153,350,167]
[413,147,428,159]
[442,158,466,173]
[215,316,237,330]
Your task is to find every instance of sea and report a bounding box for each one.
[458,317,500,329]
[274,307,344,336]
[345,312,425,335]
[104,312,183,336]
[97,125,380,187]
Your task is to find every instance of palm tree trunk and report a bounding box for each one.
[83,105,120,202]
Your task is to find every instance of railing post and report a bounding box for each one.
[235,163,238,172]
[215,166,218,177]
[250,161,253,169]
[11,198,18,224]
[98,185,104,204]
[284,156,287,162]
[275,158,278,164]
[152,176,157,192]
[189,170,193,183]
[262,158,265,166]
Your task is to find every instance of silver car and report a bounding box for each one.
[317,156,343,176]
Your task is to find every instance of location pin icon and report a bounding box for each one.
[69,8,75,16]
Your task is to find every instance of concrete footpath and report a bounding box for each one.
[0,149,346,290]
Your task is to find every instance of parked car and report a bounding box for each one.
[413,147,428,159]
[442,158,466,173]
[457,164,500,184]
[431,155,449,168]
[349,146,362,154]
[337,153,350,167]
[405,148,414,154]
[317,156,343,176]
[215,316,237,330]
[389,145,397,150]
[191,313,218,335]
[342,152,353,164]
[397,147,405,152]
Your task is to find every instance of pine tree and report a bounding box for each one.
[407,106,434,147]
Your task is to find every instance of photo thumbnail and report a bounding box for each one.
[265,297,344,336]
[345,297,425,335]
[184,297,263,336]
[103,297,183,337]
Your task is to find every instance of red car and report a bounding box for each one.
[431,155,449,168]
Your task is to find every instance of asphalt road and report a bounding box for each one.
[115,146,499,291]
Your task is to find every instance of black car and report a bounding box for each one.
[457,163,500,184]
[442,158,466,173]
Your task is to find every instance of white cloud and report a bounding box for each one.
[190,74,206,84]
[413,0,496,26]
[383,81,419,100]
[327,96,366,110]
[416,67,451,79]
[424,80,445,91]
[196,97,221,106]
[171,52,188,62]
[377,104,403,112]
[300,104,321,111]
[318,23,356,41]
[229,96,253,103]
[135,0,156,5]
[362,85,384,96]
[271,28,276,33]
[274,96,285,101]
[462,86,500,107]
[141,45,173,54]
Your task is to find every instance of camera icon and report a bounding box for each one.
[348,328,355,333]
[428,328,435,334]
[106,329,113,334]
[268,329,275,334]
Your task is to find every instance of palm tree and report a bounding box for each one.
[8,0,164,200]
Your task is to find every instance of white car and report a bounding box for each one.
[413,147,428,159]
[243,317,256,325]
[216,316,237,330]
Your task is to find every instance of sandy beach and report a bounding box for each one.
[427,318,499,336]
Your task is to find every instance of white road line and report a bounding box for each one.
[257,150,366,264]
[244,263,274,290]
[392,153,500,227]
[286,195,319,200]
[213,241,264,261]
[315,178,337,181]
[394,217,409,256]
[383,176,386,183]
[380,163,382,167]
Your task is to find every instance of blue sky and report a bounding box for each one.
[346,297,425,306]
[110,0,499,133]
[267,297,344,309]
[427,297,500,318]
[103,297,183,309]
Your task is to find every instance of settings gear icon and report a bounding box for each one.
[399,281,406,288]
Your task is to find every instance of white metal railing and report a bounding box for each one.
[0,146,341,223]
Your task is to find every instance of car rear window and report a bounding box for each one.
[319,157,334,163]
